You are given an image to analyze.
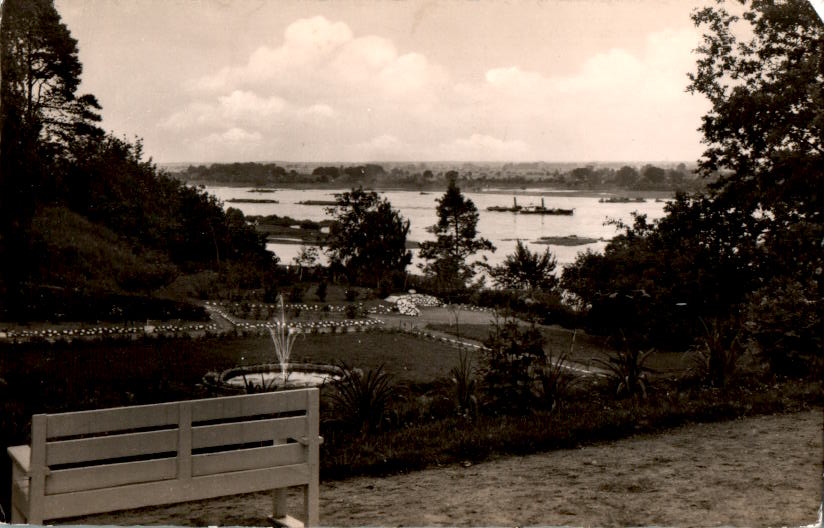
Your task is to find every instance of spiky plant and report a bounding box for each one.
[689,317,741,388]
[328,362,395,435]
[450,349,477,416]
[535,330,577,411]
[594,334,653,399]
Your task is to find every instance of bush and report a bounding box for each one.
[315,281,327,303]
[480,317,546,413]
[450,349,477,417]
[344,288,358,302]
[594,335,653,399]
[288,284,305,303]
[470,288,579,327]
[328,363,396,435]
[688,317,742,388]
[745,278,822,378]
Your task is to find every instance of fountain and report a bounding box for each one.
[203,295,342,393]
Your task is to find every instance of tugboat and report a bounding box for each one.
[519,198,574,216]
[487,196,523,212]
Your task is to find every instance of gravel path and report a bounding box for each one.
[72,409,823,527]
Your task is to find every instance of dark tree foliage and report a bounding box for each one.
[0,0,274,316]
[0,0,102,311]
[489,240,559,292]
[419,179,495,293]
[688,0,823,282]
[325,187,411,287]
[562,193,765,347]
[563,0,822,363]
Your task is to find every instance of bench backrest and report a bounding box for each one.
[28,388,319,520]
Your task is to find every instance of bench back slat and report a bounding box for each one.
[45,403,180,439]
[191,389,309,423]
[192,443,304,477]
[191,416,306,451]
[46,458,176,495]
[46,429,178,466]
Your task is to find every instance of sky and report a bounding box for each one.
[55,0,715,164]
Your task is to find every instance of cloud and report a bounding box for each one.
[159,19,707,162]
[159,90,286,131]
[204,127,263,144]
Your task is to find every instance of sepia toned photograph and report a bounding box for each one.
[0,0,822,526]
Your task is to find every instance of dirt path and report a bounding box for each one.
[73,409,823,527]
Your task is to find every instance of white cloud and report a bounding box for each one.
[204,127,263,144]
[160,18,707,162]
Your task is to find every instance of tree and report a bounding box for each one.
[292,245,319,280]
[562,0,823,359]
[419,179,495,293]
[687,0,823,373]
[0,0,103,311]
[1,0,102,167]
[688,0,822,275]
[614,166,640,187]
[489,240,558,291]
[325,187,411,287]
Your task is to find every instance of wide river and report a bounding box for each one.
[206,186,667,272]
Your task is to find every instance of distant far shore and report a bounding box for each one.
[183,180,678,200]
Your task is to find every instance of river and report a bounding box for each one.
[205,186,668,272]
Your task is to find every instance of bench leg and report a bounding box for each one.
[304,481,318,527]
[11,504,26,525]
[272,489,287,519]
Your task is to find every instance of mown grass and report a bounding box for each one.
[426,322,691,377]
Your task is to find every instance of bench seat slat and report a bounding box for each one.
[46,458,177,495]
[192,443,304,477]
[43,463,310,521]
[191,390,309,423]
[46,429,178,466]
[192,416,306,450]
[46,403,180,438]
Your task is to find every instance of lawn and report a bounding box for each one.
[426,321,692,377]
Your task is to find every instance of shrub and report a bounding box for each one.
[288,284,305,303]
[688,317,742,388]
[328,363,396,435]
[594,335,653,399]
[315,281,327,303]
[534,333,577,411]
[450,349,477,417]
[345,304,359,319]
[480,316,545,413]
[745,278,822,378]
[344,288,358,302]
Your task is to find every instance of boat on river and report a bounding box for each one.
[487,197,573,215]
[487,196,522,213]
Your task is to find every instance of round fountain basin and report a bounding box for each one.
[225,370,338,389]
[214,362,343,392]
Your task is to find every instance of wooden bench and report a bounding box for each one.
[7,388,320,526]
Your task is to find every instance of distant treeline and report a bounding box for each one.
[178,162,709,192]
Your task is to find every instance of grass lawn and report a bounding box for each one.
[426,321,692,377]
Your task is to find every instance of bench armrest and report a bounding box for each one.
[7,445,31,475]
[297,436,324,446]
